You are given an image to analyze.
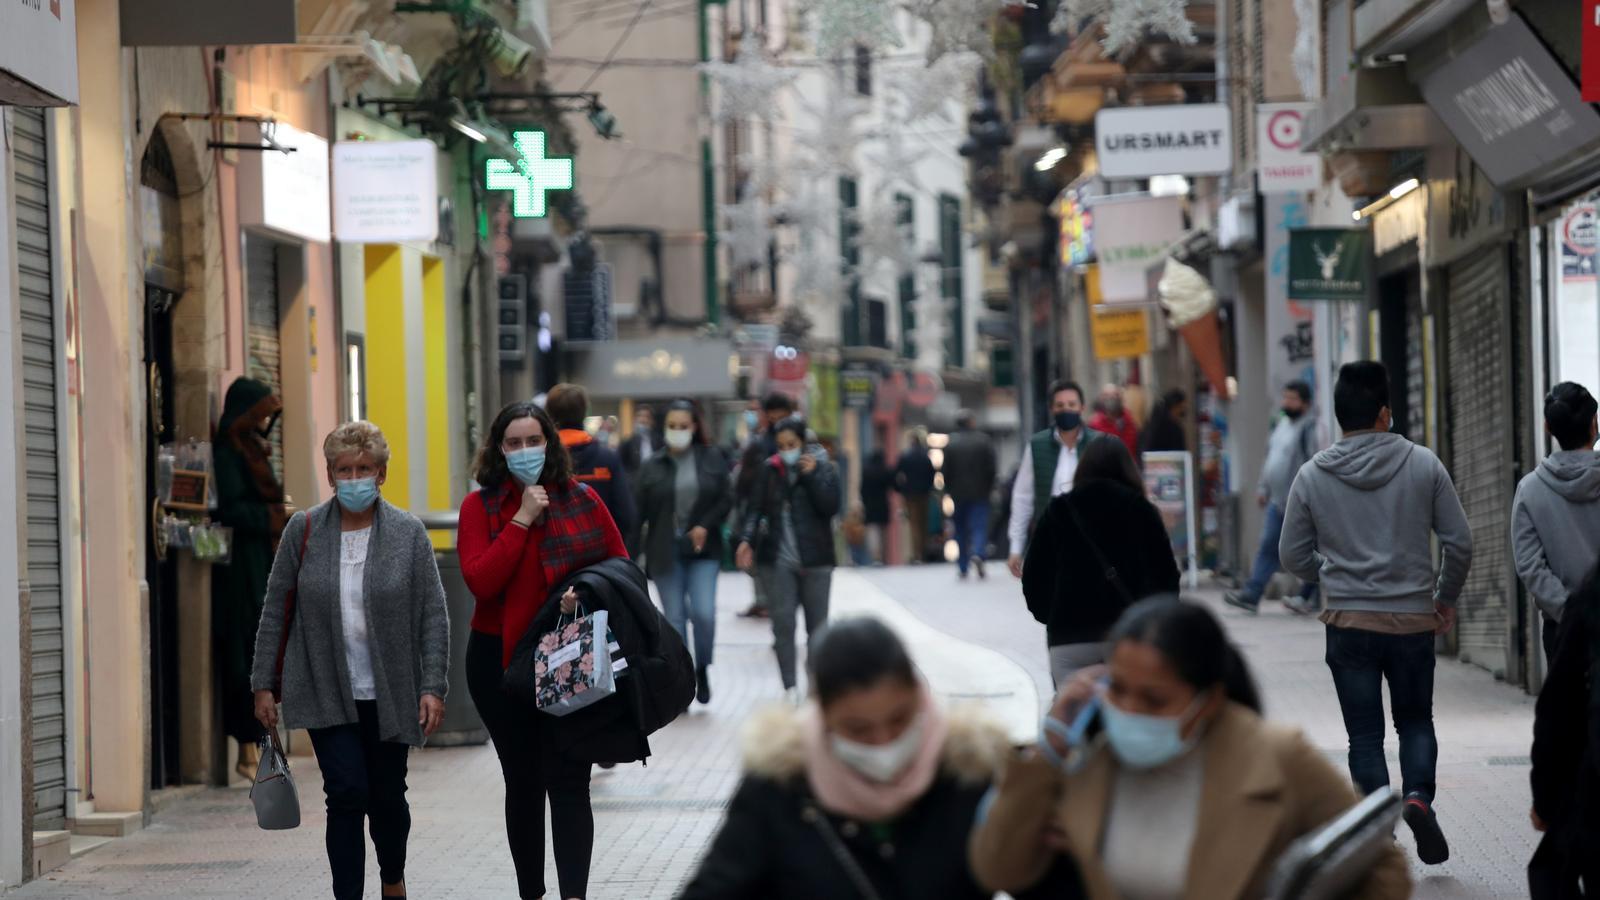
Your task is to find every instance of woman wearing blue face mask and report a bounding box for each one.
[971,599,1411,900]
[735,417,841,703]
[250,421,451,900]
[457,400,628,900]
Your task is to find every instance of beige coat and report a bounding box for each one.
[970,703,1412,900]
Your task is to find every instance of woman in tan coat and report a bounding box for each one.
[971,600,1411,900]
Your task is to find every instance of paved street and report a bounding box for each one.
[10,566,1538,899]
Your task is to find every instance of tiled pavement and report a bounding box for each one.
[10,566,1540,898]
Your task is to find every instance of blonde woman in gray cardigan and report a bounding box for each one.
[251,421,450,900]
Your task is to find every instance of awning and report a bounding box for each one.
[1301,67,1440,153]
[1410,14,1600,192]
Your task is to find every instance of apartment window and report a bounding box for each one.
[854,44,873,96]
[939,193,964,368]
[840,176,862,346]
[896,193,915,358]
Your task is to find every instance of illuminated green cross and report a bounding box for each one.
[485,130,574,219]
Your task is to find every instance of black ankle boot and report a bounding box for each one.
[696,666,712,704]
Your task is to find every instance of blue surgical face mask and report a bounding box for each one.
[1100,693,1206,770]
[506,446,546,485]
[336,476,380,513]
[744,410,760,429]
[780,448,803,467]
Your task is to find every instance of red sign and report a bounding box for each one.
[1586,0,1600,102]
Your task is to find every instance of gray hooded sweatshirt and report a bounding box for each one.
[1279,431,1472,614]
[1510,449,1600,621]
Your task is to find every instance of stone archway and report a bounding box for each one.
[136,116,228,787]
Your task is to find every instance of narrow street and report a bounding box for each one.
[10,566,1537,899]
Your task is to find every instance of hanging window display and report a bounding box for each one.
[1554,193,1600,391]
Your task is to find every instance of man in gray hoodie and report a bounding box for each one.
[1279,360,1472,867]
[1511,381,1600,664]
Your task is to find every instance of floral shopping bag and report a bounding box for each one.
[533,608,617,716]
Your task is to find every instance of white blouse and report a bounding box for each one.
[339,527,376,701]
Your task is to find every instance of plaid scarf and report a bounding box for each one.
[537,479,614,589]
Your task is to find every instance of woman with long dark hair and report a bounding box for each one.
[457,400,628,900]
[972,599,1411,900]
[637,399,732,704]
[1022,438,1180,685]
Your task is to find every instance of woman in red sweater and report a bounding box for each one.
[458,400,627,900]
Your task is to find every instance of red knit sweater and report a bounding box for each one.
[457,482,629,666]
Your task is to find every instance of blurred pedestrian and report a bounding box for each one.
[1139,389,1189,454]
[1513,381,1600,664]
[621,404,657,481]
[1088,383,1140,458]
[1224,380,1322,616]
[547,383,638,553]
[970,599,1411,900]
[943,410,999,579]
[457,400,629,900]
[250,421,449,900]
[638,399,732,705]
[737,417,840,703]
[213,377,288,780]
[1529,555,1600,898]
[1008,380,1107,579]
[1023,439,1179,685]
[859,449,893,565]
[680,618,1072,900]
[733,393,797,617]
[1279,360,1472,867]
[893,432,937,563]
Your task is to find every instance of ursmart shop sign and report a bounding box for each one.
[1094,104,1231,179]
[1288,228,1370,302]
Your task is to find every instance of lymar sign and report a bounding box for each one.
[1288,229,1369,302]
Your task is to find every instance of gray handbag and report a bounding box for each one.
[250,729,301,830]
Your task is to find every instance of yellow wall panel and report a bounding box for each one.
[422,257,452,516]
[364,245,409,510]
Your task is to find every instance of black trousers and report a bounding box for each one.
[306,701,410,900]
[467,630,595,900]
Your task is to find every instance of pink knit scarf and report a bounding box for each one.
[802,688,949,823]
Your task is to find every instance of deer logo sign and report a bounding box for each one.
[1315,242,1342,281]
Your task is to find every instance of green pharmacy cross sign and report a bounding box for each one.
[485,130,574,219]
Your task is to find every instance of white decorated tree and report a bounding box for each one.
[1052,0,1196,53]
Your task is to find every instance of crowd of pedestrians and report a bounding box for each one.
[224,358,1600,899]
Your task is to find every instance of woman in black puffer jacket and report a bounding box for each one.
[1021,438,1180,686]
[735,417,841,701]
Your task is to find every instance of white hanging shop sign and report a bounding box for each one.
[238,122,331,244]
[0,0,78,105]
[1094,104,1232,179]
[332,140,440,244]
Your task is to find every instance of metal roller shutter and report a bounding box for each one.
[245,236,284,476]
[14,106,67,832]
[1444,246,1515,677]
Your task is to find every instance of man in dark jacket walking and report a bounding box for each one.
[943,410,998,579]
[546,384,638,546]
[893,433,937,563]
[859,449,893,565]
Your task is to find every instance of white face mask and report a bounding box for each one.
[665,428,694,451]
[829,715,925,783]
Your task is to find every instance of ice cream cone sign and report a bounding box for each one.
[1158,258,1229,397]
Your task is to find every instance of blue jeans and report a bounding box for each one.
[1325,624,1438,802]
[656,555,720,668]
[1243,502,1317,603]
[953,500,991,574]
